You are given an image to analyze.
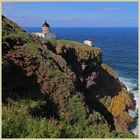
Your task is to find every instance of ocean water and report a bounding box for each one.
[24,27,138,134]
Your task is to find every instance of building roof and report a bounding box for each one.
[42,20,50,27]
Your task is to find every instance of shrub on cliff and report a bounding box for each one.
[2,104,47,138]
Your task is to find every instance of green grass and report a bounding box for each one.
[66,95,87,124]
[2,100,46,138]
[2,98,137,138]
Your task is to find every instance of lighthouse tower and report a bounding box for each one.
[42,20,50,33]
[33,20,56,39]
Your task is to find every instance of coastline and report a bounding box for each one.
[25,26,138,135]
[119,77,138,135]
[25,27,138,135]
[2,15,138,137]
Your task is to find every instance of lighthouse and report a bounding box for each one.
[33,20,56,39]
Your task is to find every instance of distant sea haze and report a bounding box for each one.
[24,27,138,135]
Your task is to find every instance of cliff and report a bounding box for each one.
[2,15,136,138]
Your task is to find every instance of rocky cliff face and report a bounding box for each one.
[2,15,136,136]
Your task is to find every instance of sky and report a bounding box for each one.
[2,2,138,27]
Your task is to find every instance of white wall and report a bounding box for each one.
[33,32,56,39]
[83,40,92,46]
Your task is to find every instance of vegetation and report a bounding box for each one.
[2,98,136,138]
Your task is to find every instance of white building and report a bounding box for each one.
[83,39,93,46]
[33,20,56,39]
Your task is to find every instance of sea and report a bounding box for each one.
[23,27,138,135]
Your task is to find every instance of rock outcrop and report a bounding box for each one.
[2,15,136,135]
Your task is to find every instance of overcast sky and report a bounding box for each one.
[2,2,138,27]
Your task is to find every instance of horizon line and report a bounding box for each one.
[22,26,138,28]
